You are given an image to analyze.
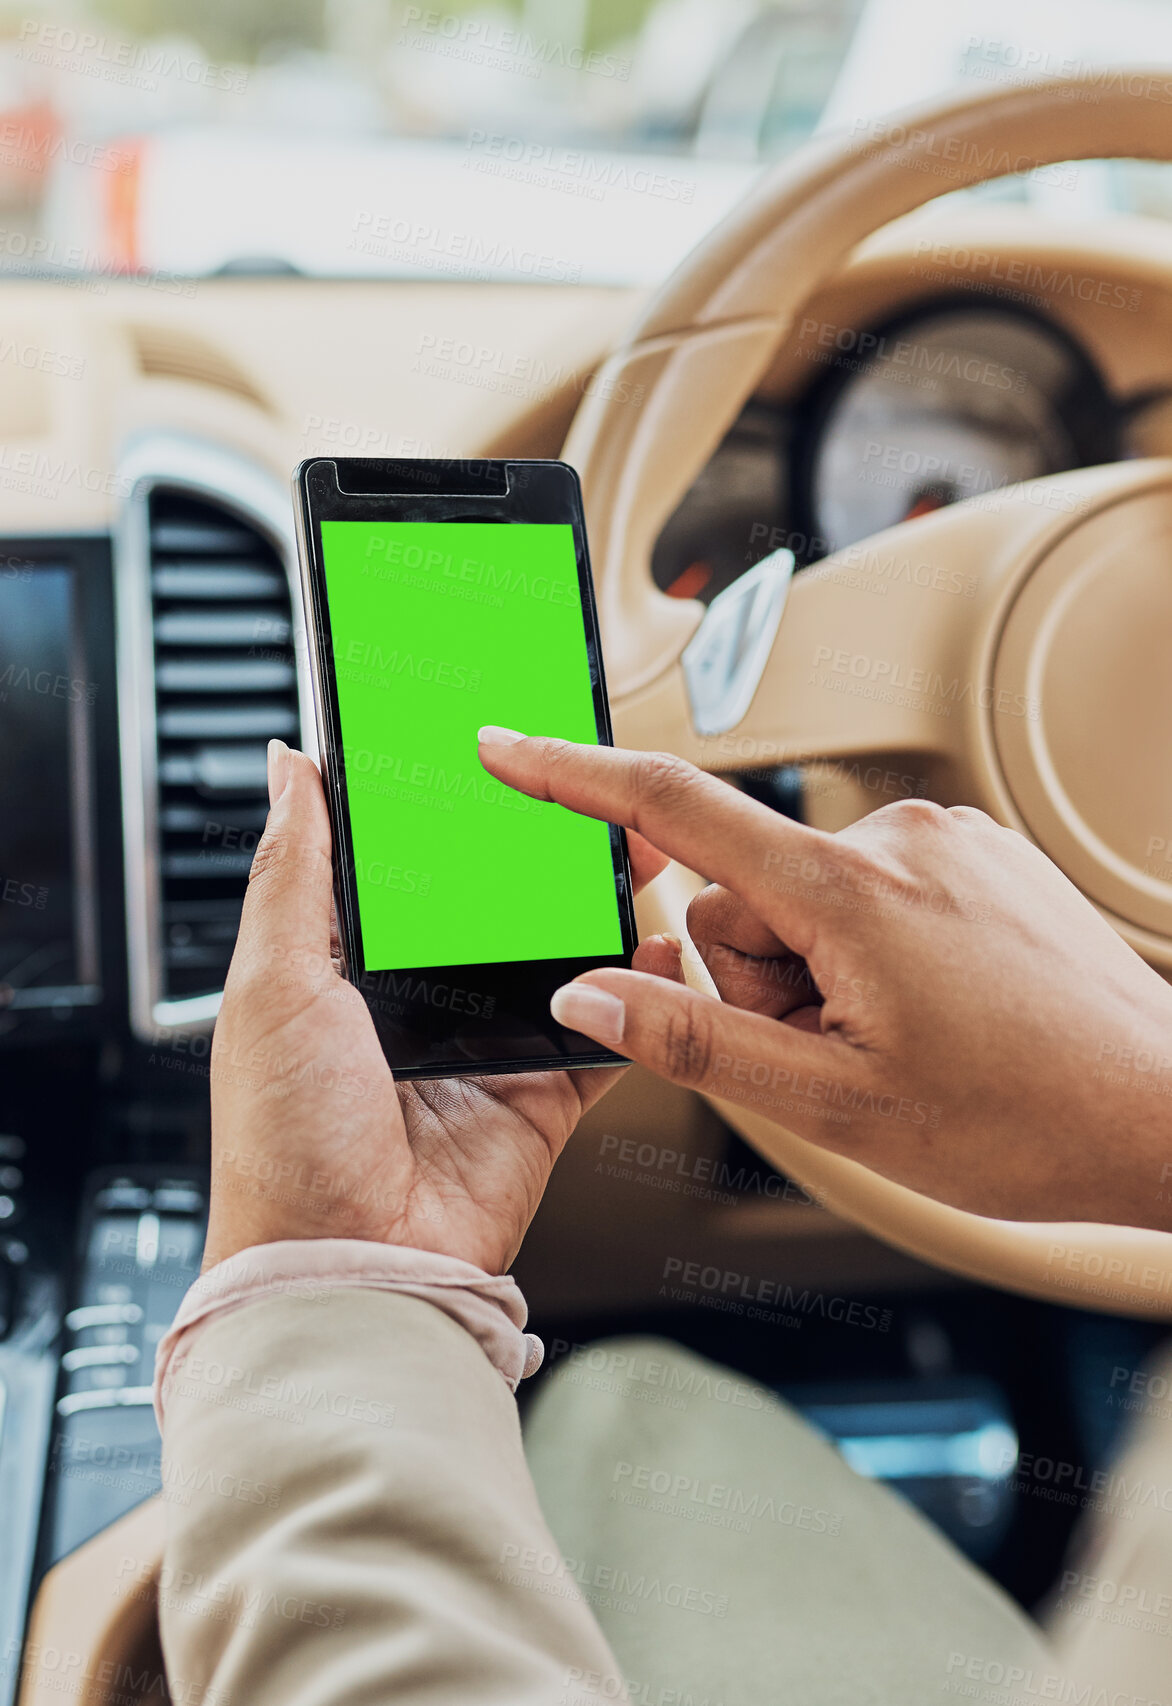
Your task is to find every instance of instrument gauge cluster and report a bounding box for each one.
[791,301,1119,558]
[652,297,1122,608]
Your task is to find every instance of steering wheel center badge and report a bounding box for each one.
[681,548,796,737]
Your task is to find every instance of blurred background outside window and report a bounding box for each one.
[0,0,1168,283]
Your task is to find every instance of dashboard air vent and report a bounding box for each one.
[147,489,299,1002]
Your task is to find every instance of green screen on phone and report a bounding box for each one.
[318,519,624,971]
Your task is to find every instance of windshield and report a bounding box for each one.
[2,0,1171,286]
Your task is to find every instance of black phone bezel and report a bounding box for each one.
[293,456,637,1080]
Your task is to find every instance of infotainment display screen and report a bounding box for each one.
[0,562,99,1008]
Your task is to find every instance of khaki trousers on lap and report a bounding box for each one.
[525,1338,1060,1705]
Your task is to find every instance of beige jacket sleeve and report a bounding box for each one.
[157,1286,627,1706]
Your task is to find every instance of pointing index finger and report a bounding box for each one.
[477,731,839,948]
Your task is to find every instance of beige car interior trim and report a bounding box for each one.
[564,71,1172,1316]
[17,1499,166,1706]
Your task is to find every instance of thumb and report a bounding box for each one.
[550,967,860,1143]
[230,741,335,986]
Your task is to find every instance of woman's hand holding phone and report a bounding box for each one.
[202,739,678,1274]
[478,730,1172,1235]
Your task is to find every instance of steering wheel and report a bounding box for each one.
[563,71,1172,1318]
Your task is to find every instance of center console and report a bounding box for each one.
[38,1167,206,1573]
[0,1157,205,1706]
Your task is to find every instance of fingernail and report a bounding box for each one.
[660,934,683,953]
[478,725,526,747]
[550,983,625,1048]
[267,738,291,805]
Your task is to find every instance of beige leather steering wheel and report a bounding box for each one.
[564,72,1172,1318]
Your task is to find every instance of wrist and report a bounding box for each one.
[203,1142,415,1269]
[201,1198,510,1277]
[1085,1000,1172,1233]
[162,1239,544,1427]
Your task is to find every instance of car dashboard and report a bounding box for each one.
[2,207,1172,1696]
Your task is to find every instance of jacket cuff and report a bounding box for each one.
[154,1239,544,1426]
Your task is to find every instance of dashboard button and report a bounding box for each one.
[65,1302,144,1333]
[57,1386,155,1418]
[152,1184,204,1214]
[95,1182,152,1212]
[62,1344,139,1374]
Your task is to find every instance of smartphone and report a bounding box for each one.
[292,456,637,1079]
